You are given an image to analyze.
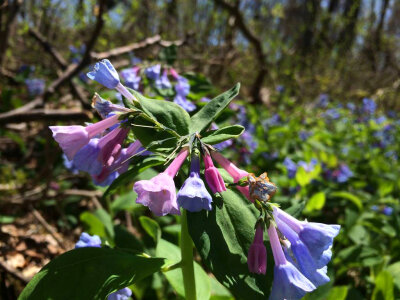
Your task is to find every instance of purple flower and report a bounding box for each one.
[274,208,340,269]
[50,114,120,160]
[247,224,267,274]
[155,70,172,89]
[87,59,120,89]
[276,85,285,93]
[263,114,281,127]
[203,153,226,194]
[283,158,297,179]
[374,116,386,124]
[333,164,353,183]
[298,159,318,173]
[299,130,311,141]
[62,154,79,174]
[173,94,196,112]
[25,79,45,96]
[214,139,233,150]
[145,64,161,80]
[268,225,316,300]
[241,132,258,153]
[108,287,132,300]
[177,153,212,212]
[200,97,211,102]
[91,94,128,119]
[318,94,329,108]
[134,148,189,216]
[383,206,393,216]
[73,138,102,175]
[324,109,340,120]
[120,67,141,90]
[277,220,330,287]
[92,170,119,186]
[347,102,356,112]
[97,127,129,167]
[363,98,376,115]
[175,75,190,97]
[75,232,101,248]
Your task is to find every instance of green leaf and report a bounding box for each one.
[156,238,211,300]
[387,262,400,290]
[201,125,244,145]
[187,189,271,299]
[114,224,144,252]
[189,83,240,134]
[305,192,326,213]
[296,167,311,186]
[372,271,394,300]
[139,216,161,244]
[19,248,164,300]
[111,191,140,213]
[80,212,106,238]
[130,88,190,136]
[103,156,165,198]
[330,191,363,211]
[94,209,115,240]
[326,286,348,300]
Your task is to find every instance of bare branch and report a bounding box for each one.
[0,109,92,125]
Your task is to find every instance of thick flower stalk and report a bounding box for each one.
[177,151,212,212]
[134,148,189,216]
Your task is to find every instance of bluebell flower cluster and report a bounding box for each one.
[371,205,393,216]
[284,158,318,178]
[120,67,141,90]
[362,98,376,115]
[25,78,45,96]
[317,94,329,108]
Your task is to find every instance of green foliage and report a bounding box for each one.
[201,125,244,145]
[19,248,164,300]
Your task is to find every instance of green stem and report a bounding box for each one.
[180,209,197,300]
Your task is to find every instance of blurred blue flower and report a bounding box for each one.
[385,151,397,160]
[333,164,353,183]
[362,98,376,115]
[263,114,281,128]
[347,103,356,112]
[175,75,190,97]
[214,139,233,150]
[75,232,101,248]
[155,70,172,89]
[92,171,119,186]
[120,67,141,90]
[73,138,102,176]
[108,287,132,300]
[298,159,318,173]
[201,97,211,102]
[62,154,79,174]
[299,130,312,141]
[173,94,196,112]
[324,109,340,120]
[145,64,161,80]
[318,94,329,108]
[374,116,386,124]
[382,206,393,216]
[276,85,285,93]
[241,131,258,153]
[284,157,297,179]
[25,78,45,96]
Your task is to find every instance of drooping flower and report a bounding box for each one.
[268,225,316,300]
[155,70,172,89]
[299,130,312,141]
[277,219,330,287]
[383,206,393,216]
[107,287,132,300]
[145,64,161,80]
[317,94,329,108]
[298,158,318,173]
[177,152,212,212]
[97,127,130,167]
[62,154,79,174]
[25,78,45,96]
[203,153,227,194]
[332,164,353,183]
[75,232,101,248]
[273,207,340,268]
[87,59,120,89]
[92,94,128,119]
[324,108,340,120]
[134,148,189,216]
[92,171,119,187]
[73,138,102,175]
[50,114,120,160]
[173,94,196,112]
[283,157,297,179]
[247,224,267,274]
[211,151,249,199]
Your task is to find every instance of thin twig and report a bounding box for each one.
[0,109,92,124]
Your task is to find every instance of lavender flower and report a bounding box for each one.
[108,287,132,300]
[362,98,376,115]
[263,114,281,128]
[25,79,45,96]
[177,153,212,212]
[298,159,318,173]
[333,164,353,183]
[75,232,101,248]
[145,64,161,80]
[92,171,119,187]
[134,148,189,216]
[324,109,340,120]
[173,94,196,112]
[120,67,141,90]
[318,94,329,108]
[276,85,285,93]
[203,153,227,194]
[347,102,356,112]
[155,70,172,89]
[62,154,79,174]
[283,158,297,179]
[299,131,311,141]
[383,206,393,216]
[91,94,128,119]
[175,75,190,97]
[73,138,102,176]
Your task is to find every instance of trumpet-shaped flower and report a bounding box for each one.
[87,59,120,89]
[173,94,196,112]
[50,114,120,160]
[273,207,340,268]
[92,94,127,119]
[155,70,172,89]
[120,67,141,90]
[145,64,161,80]
[73,138,102,175]
[175,75,190,97]
[25,78,45,96]
[203,153,226,194]
[268,225,316,300]
[134,148,189,216]
[247,224,267,274]
[75,232,101,248]
[177,153,212,212]
[97,127,129,167]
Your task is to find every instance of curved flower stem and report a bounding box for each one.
[180,209,197,300]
